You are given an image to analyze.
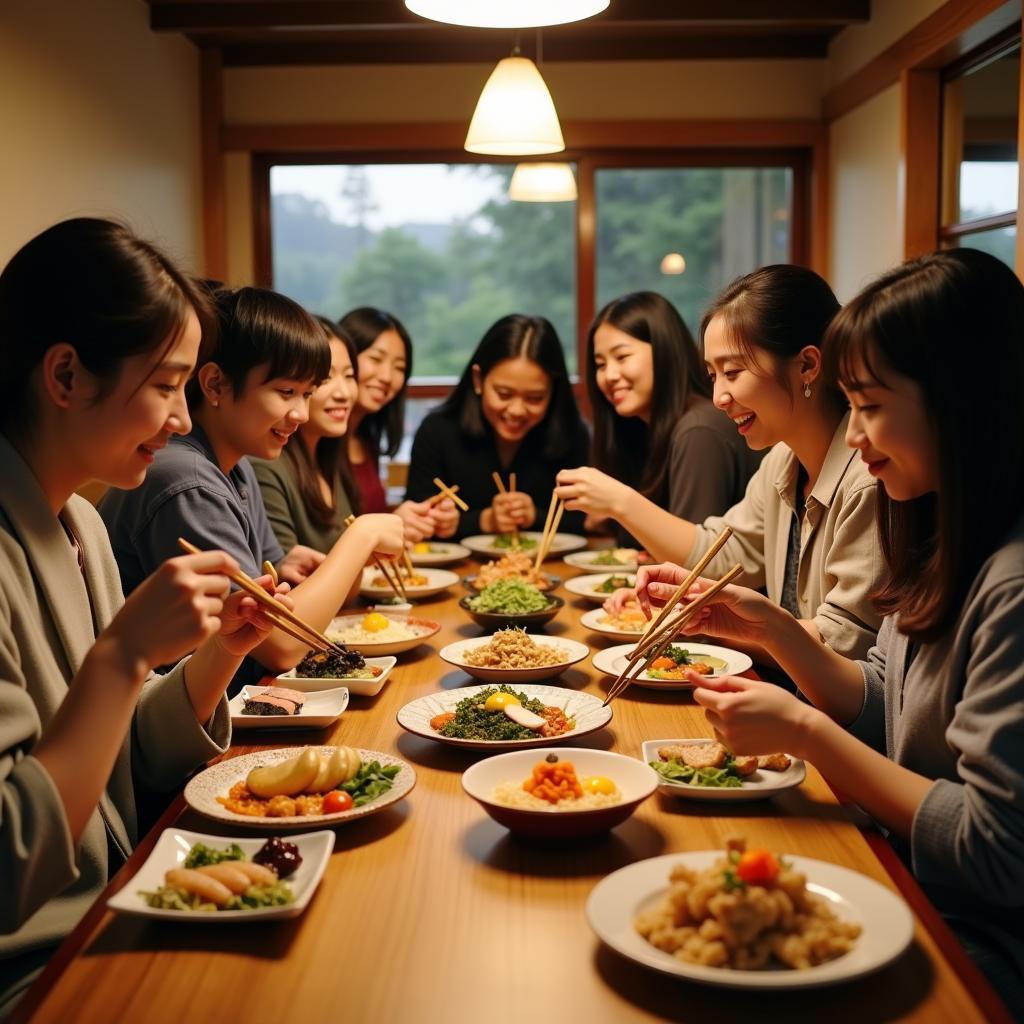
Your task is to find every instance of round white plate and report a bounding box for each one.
[184,746,415,828]
[107,829,334,922]
[409,542,471,566]
[277,656,397,698]
[587,852,914,989]
[564,572,637,605]
[326,615,440,656]
[229,685,349,730]
[579,607,647,643]
[397,683,612,750]
[564,549,644,573]
[462,532,587,558]
[642,739,806,801]
[592,642,753,689]
[358,566,459,601]
[439,634,590,683]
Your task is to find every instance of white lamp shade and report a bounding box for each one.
[509,163,578,202]
[660,252,686,275]
[465,57,565,156]
[406,1,609,29]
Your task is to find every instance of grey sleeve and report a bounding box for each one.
[132,658,231,792]
[845,616,891,746]
[911,581,1024,904]
[667,424,742,523]
[253,461,299,554]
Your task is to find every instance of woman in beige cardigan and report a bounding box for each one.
[0,220,290,1014]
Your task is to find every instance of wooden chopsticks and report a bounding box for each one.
[426,483,461,509]
[177,538,344,655]
[432,477,469,512]
[492,471,521,545]
[343,514,407,601]
[532,491,565,572]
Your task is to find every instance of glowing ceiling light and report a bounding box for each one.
[660,252,686,275]
[508,163,577,202]
[406,1,610,29]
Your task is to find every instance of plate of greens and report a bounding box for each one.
[459,577,563,629]
[397,683,612,750]
[564,572,637,604]
[642,739,805,801]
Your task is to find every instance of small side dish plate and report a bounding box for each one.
[409,542,471,566]
[326,615,441,656]
[563,550,644,573]
[564,573,637,605]
[230,686,349,729]
[592,642,753,689]
[277,656,397,697]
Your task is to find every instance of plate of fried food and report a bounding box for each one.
[464,548,561,592]
[358,566,459,600]
[642,739,805,801]
[587,836,914,989]
[439,628,589,683]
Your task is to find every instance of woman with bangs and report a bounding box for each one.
[0,221,292,1012]
[556,290,762,542]
[634,249,1024,1008]
[590,266,884,660]
[252,315,360,554]
[100,287,404,690]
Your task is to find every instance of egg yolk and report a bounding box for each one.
[581,776,617,796]
[361,612,391,633]
[413,542,431,554]
[483,692,521,713]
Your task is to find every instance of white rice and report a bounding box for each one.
[329,621,419,644]
[491,781,622,811]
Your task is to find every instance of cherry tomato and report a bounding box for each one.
[323,790,353,814]
[736,849,780,885]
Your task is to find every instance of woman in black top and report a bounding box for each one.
[405,314,588,539]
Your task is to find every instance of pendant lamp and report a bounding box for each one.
[660,253,687,275]
[405,1,609,29]
[509,163,577,202]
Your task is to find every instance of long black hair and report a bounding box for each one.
[587,291,710,502]
[436,313,585,461]
[339,306,412,459]
[826,248,1024,642]
[0,217,214,436]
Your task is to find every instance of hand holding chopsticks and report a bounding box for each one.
[343,514,407,602]
[177,538,345,655]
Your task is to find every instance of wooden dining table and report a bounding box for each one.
[14,554,1013,1024]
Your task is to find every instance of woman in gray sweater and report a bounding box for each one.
[634,249,1024,1010]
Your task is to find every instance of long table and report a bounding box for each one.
[15,557,1012,1023]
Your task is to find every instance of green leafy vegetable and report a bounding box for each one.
[341,760,402,806]
[183,842,246,869]
[649,760,744,788]
[493,533,537,550]
[466,578,551,614]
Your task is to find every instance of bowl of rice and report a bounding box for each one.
[459,578,564,630]
[462,748,658,838]
[439,628,589,683]
[326,612,440,656]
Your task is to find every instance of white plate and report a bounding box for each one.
[409,542,471,566]
[184,746,415,829]
[642,739,806,801]
[277,656,397,697]
[579,607,647,642]
[326,615,440,656]
[397,683,612,750]
[230,685,349,729]
[564,572,637,605]
[587,852,914,989]
[439,634,590,683]
[358,566,459,600]
[592,642,753,689]
[564,549,644,573]
[107,828,333,922]
[462,532,587,558]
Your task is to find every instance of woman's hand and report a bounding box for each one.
[104,551,236,673]
[603,588,639,614]
[427,497,459,539]
[634,565,779,648]
[348,512,407,559]
[690,674,816,759]
[278,544,325,584]
[394,500,437,543]
[488,491,536,533]
[556,467,631,519]
[215,576,294,657]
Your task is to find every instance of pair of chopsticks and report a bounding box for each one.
[532,492,566,572]
[426,483,460,509]
[343,514,407,601]
[602,528,738,707]
[177,538,344,655]
[491,471,520,543]
[431,477,468,512]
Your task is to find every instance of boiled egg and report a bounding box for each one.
[484,692,521,713]
[361,612,391,633]
[580,776,618,796]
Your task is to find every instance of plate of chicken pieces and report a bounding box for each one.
[641,739,806,802]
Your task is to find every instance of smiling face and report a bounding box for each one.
[356,328,407,415]
[475,356,552,444]
[842,354,939,500]
[593,322,654,421]
[75,309,200,489]
[703,313,805,450]
[304,337,357,442]
[218,363,315,461]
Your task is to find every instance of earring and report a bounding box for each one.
[803,382,812,399]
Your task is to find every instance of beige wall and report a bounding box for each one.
[0,0,203,270]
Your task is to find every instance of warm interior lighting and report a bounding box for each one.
[661,252,686,275]
[406,1,609,29]
[465,56,565,156]
[508,163,577,202]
